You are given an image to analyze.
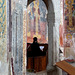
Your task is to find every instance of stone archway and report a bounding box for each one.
[26,0,48,72]
[4,0,61,75]
[47,0,61,75]
[26,0,61,75]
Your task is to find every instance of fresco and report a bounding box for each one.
[23,10,27,75]
[0,0,8,74]
[23,0,27,74]
[64,0,75,32]
[64,0,75,61]
[59,0,64,47]
[27,0,48,43]
[0,0,6,63]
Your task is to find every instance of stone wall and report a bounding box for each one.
[12,3,23,75]
[47,0,62,75]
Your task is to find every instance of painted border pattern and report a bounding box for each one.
[0,0,7,62]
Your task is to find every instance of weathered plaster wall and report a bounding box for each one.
[11,0,27,75]
[52,0,60,62]
[12,3,23,75]
[0,0,8,75]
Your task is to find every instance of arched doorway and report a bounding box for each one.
[25,0,61,75]
[26,0,48,73]
[8,0,61,75]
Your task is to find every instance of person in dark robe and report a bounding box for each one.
[31,37,42,72]
[31,37,42,57]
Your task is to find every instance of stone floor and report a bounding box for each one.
[26,62,75,75]
[26,70,47,75]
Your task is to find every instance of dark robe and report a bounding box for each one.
[31,42,42,57]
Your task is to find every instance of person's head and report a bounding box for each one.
[33,37,37,42]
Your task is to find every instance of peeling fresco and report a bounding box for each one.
[27,0,48,43]
[0,0,8,74]
[0,0,7,63]
[64,0,75,61]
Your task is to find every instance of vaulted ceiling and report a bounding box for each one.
[27,0,48,9]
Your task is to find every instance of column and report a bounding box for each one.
[47,0,55,71]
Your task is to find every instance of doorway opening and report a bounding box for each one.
[26,0,48,73]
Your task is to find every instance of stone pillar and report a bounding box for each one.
[12,3,23,75]
[47,0,55,71]
[12,10,18,75]
[19,10,23,72]
[47,0,62,75]
[12,10,17,64]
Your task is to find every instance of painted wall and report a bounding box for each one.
[63,0,75,60]
[0,0,8,75]
[59,0,64,47]
[12,3,23,75]
[27,0,48,43]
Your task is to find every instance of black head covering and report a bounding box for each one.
[33,37,37,42]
